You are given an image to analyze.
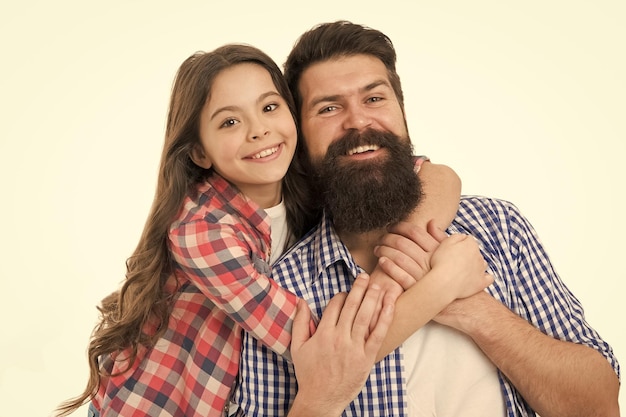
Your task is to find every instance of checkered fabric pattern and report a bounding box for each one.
[235,195,620,417]
[94,173,298,417]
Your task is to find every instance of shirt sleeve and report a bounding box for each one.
[169,217,298,357]
[489,199,621,380]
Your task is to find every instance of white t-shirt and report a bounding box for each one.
[265,200,289,265]
[403,321,506,417]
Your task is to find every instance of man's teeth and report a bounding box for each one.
[347,145,380,156]
[251,146,279,159]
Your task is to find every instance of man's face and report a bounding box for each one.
[298,54,409,164]
[298,54,421,234]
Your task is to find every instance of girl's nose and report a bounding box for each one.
[248,117,269,140]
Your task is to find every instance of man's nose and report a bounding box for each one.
[342,106,372,131]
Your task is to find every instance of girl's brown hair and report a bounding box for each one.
[56,44,314,416]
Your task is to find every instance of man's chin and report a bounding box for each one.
[325,170,421,234]
[312,128,420,233]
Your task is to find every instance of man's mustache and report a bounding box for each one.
[325,128,403,158]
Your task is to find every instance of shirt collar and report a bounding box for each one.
[311,211,362,283]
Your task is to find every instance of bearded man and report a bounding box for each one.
[234,20,620,417]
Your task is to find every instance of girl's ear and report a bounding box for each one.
[190,144,212,169]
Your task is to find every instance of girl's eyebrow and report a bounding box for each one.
[210,91,281,121]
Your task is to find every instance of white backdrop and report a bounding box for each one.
[0,1,624,415]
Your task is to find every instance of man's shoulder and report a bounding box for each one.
[452,195,529,243]
[453,195,527,230]
[458,195,522,216]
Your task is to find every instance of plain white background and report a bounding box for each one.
[0,1,624,415]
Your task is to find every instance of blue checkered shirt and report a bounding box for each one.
[234,196,620,416]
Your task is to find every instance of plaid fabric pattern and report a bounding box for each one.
[94,174,298,417]
[236,195,620,417]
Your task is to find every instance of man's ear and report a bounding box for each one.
[190,144,212,169]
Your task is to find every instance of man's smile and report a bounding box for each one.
[346,144,381,156]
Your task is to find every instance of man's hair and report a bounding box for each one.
[284,20,405,117]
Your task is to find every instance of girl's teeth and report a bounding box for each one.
[252,146,279,159]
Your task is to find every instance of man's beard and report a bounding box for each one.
[310,129,422,234]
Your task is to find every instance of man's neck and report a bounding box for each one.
[336,205,425,274]
[338,228,386,274]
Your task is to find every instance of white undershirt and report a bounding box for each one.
[403,321,506,417]
[265,200,289,265]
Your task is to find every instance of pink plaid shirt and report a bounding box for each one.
[94,173,298,417]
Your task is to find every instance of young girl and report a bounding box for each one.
[57,44,489,417]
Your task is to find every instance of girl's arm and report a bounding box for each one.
[368,159,489,360]
[169,219,298,358]
[373,223,493,360]
[413,159,461,230]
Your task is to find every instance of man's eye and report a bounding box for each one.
[367,96,383,103]
[319,105,336,114]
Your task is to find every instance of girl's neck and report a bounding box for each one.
[240,182,282,209]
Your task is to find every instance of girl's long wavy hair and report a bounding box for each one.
[56,44,315,416]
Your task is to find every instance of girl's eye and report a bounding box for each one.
[263,103,279,112]
[220,118,239,128]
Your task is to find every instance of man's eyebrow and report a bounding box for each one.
[362,79,390,92]
[309,94,342,109]
[307,79,391,108]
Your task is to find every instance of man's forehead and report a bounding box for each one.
[299,55,391,103]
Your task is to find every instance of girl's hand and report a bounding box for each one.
[376,219,492,301]
[289,274,394,417]
[427,221,494,300]
[374,221,442,289]
[369,222,440,331]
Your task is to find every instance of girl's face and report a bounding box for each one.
[194,63,297,208]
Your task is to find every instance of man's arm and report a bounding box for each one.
[436,292,620,417]
[424,207,621,417]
